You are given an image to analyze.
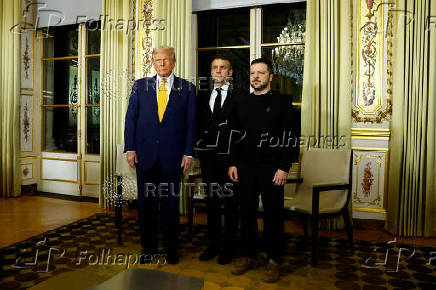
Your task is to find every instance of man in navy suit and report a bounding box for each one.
[124,45,196,264]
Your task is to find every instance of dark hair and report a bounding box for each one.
[211,54,233,70]
[250,57,273,73]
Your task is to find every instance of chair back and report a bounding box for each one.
[115,144,138,198]
[299,149,351,190]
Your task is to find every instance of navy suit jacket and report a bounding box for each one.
[124,75,197,173]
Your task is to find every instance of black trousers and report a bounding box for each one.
[136,162,181,254]
[238,164,284,263]
[200,155,238,253]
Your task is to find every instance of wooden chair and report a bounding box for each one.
[284,149,353,266]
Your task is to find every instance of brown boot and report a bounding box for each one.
[231,257,257,275]
[262,259,280,283]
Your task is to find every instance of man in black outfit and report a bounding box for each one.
[196,55,241,265]
[228,58,295,283]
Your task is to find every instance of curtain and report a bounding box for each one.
[99,0,132,207]
[301,0,352,228]
[152,0,193,213]
[0,0,21,197]
[387,0,436,236]
[152,0,192,80]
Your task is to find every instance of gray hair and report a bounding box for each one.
[152,45,176,61]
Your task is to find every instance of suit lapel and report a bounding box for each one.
[148,75,159,123]
[161,76,182,124]
[201,90,213,116]
[220,88,234,115]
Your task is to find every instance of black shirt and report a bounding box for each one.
[228,90,296,172]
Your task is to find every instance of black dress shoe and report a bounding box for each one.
[199,247,219,261]
[166,252,179,265]
[217,252,232,265]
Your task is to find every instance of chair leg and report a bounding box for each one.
[188,200,194,242]
[116,176,123,245]
[343,209,353,242]
[311,215,319,267]
[301,216,309,240]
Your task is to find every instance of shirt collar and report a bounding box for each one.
[213,83,229,92]
[157,72,174,88]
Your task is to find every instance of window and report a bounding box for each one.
[196,3,306,102]
[261,3,306,104]
[197,8,250,91]
[41,23,101,154]
[196,3,305,159]
[85,23,101,154]
[42,25,79,153]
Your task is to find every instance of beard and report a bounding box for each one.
[250,79,269,91]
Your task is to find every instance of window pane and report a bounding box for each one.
[87,57,100,104]
[197,49,250,92]
[262,2,306,44]
[86,107,100,154]
[43,107,78,153]
[197,8,250,47]
[262,45,304,103]
[43,59,79,105]
[43,25,79,57]
[87,21,101,55]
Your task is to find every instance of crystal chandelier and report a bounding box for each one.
[271,19,305,85]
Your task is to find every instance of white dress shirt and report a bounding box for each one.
[209,83,229,111]
[156,73,174,101]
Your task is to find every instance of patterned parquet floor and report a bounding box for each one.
[0,213,434,289]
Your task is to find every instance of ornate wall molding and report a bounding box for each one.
[352,148,389,213]
[20,95,33,153]
[141,0,153,77]
[352,0,393,123]
[352,98,391,123]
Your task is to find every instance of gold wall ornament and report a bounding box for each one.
[21,162,34,181]
[352,98,392,123]
[23,102,31,142]
[352,0,393,123]
[353,153,383,206]
[131,0,136,79]
[142,0,153,77]
[361,161,374,197]
[21,95,33,152]
[23,37,31,79]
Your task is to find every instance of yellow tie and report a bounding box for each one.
[157,79,168,122]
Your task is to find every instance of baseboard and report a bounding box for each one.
[352,218,385,231]
[34,192,99,203]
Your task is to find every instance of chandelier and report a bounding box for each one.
[271,19,305,85]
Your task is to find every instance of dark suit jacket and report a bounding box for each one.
[124,75,197,173]
[195,86,242,165]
